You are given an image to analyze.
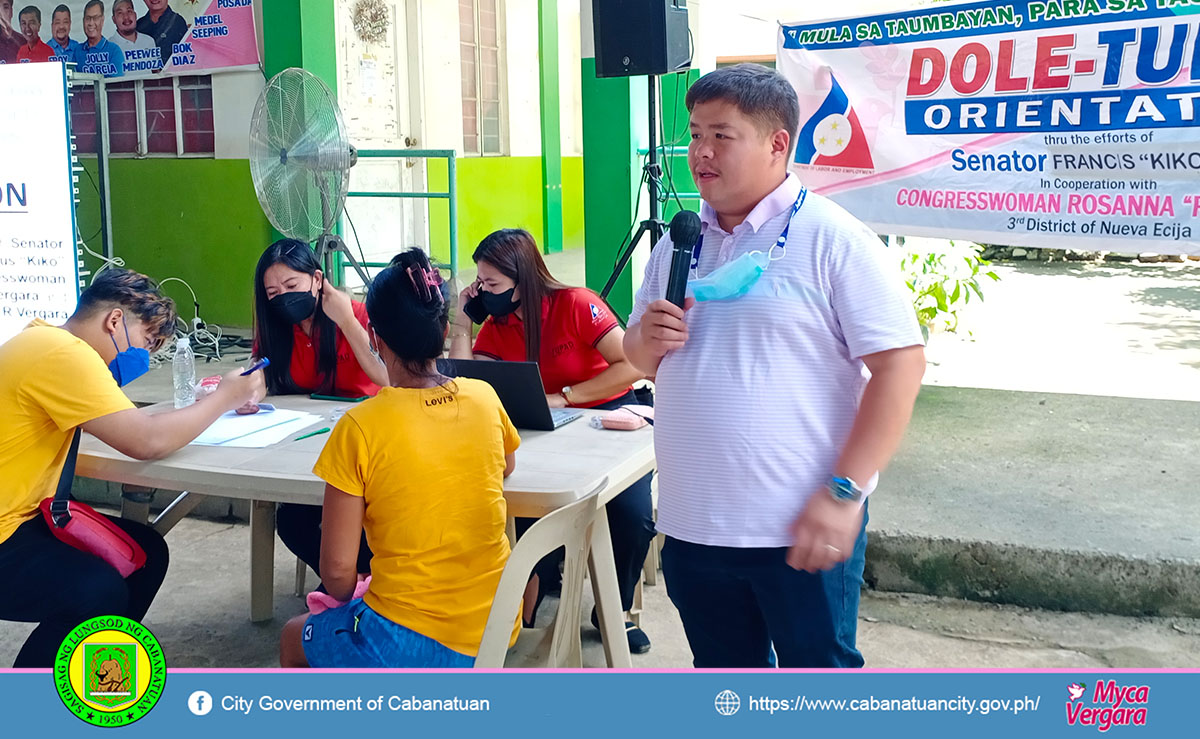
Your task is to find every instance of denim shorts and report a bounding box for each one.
[302,598,475,668]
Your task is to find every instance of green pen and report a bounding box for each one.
[294,427,331,441]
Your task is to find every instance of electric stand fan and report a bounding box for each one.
[250,67,372,286]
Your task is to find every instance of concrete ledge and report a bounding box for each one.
[866,532,1200,618]
[75,480,1200,618]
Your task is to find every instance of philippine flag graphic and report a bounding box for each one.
[795,73,874,170]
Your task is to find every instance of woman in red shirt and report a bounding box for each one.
[448,228,655,654]
[252,239,388,580]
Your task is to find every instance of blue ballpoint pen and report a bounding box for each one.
[241,357,271,375]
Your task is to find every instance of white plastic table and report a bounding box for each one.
[76,397,655,668]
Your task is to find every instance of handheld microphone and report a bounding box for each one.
[665,210,701,309]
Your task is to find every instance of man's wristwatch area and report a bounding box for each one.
[828,475,864,504]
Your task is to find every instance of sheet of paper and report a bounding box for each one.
[191,409,323,447]
[210,414,325,448]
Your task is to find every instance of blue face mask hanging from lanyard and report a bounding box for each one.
[686,188,808,302]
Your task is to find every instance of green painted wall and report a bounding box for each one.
[576,66,700,318]
[562,156,585,253]
[537,0,563,253]
[428,156,585,270]
[76,152,583,329]
[78,158,273,327]
[658,71,701,224]
[259,0,339,257]
[580,57,645,317]
[263,1,337,91]
[70,0,585,325]
[66,1,345,329]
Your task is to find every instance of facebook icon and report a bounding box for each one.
[188,690,214,716]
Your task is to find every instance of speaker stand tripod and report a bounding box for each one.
[601,75,668,304]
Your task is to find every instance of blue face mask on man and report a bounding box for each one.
[689,250,773,302]
[108,316,150,387]
[686,188,808,303]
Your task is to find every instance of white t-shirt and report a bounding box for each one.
[109,32,160,74]
[629,174,924,548]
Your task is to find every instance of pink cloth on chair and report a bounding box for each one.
[306,576,372,615]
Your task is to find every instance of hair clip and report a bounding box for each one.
[406,265,445,305]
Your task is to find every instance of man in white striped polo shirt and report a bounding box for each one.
[624,64,926,668]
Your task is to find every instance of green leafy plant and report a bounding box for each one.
[897,241,1000,341]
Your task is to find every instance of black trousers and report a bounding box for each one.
[662,503,869,668]
[276,502,373,579]
[515,391,657,612]
[0,515,169,667]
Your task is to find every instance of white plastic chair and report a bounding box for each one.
[475,490,601,668]
[629,474,661,627]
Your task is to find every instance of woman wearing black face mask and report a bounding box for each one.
[251,239,389,580]
[253,239,389,398]
[447,228,656,655]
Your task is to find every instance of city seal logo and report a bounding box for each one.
[89,645,136,705]
[54,616,166,727]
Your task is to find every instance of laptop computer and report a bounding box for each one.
[436,358,585,431]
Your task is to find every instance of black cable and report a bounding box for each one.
[610,62,695,277]
[647,148,666,209]
[342,203,373,281]
[610,174,645,270]
[658,72,687,212]
[612,167,651,270]
[81,162,100,192]
[79,165,104,244]
[664,27,696,211]
[609,169,647,270]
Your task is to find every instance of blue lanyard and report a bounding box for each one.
[690,188,808,270]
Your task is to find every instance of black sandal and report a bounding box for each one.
[590,608,651,654]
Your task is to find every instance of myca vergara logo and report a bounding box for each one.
[54,615,166,728]
[1065,679,1148,732]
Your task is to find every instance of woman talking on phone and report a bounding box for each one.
[448,228,655,654]
[251,239,389,580]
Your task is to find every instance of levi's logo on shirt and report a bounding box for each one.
[424,395,455,407]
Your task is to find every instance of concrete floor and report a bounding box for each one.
[872,256,1200,617]
[921,257,1200,402]
[5,514,1200,668]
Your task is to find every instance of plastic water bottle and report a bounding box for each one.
[173,336,196,408]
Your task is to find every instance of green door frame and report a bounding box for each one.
[262,2,337,90]
[538,0,564,254]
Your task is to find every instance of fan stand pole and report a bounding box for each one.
[316,233,374,288]
[314,185,374,288]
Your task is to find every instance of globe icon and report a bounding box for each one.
[714,690,740,716]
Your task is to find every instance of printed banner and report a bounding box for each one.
[778,0,1200,254]
[2,669,1200,737]
[0,0,258,79]
[0,63,79,345]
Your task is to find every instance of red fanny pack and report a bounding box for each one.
[39,429,146,578]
